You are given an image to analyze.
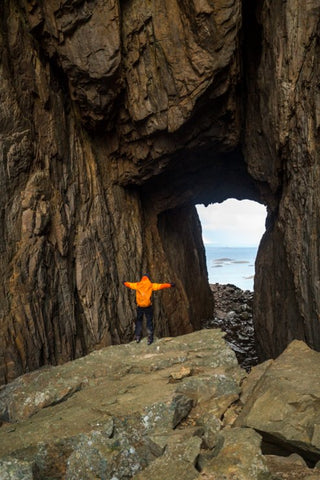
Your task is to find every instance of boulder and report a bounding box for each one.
[134,436,202,480]
[175,373,240,418]
[0,367,87,423]
[199,427,272,480]
[236,340,320,463]
[196,413,222,450]
[240,359,273,405]
[64,421,153,480]
[265,455,319,480]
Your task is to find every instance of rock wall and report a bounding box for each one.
[0,0,320,382]
[244,0,320,358]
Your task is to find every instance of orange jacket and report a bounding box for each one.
[124,275,172,307]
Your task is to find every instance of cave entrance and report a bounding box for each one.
[196,199,267,291]
[144,149,271,360]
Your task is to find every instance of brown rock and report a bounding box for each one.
[1,0,320,384]
[265,455,319,480]
[240,359,273,405]
[169,365,192,382]
[246,0,320,359]
[236,340,320,463]
[199,427,272,480]
[25,0,123,128]
[0,330,244,478]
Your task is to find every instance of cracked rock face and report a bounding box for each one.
[244,0,320,359]
[0,0,320,382]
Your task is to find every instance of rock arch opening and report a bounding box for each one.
[197,199,267,291]
[152,151,269,356]
[195,199,267,370]
[1,0,319,386]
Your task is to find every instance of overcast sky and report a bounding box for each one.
[196,199,267,247]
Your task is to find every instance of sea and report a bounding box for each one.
[204,246,258,291]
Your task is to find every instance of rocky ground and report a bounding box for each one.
[202,284,258,371]
[1,331,320,479]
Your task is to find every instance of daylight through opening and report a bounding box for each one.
[197,199,267,291]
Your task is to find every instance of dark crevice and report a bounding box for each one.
[74,289,87,357]
[260,431,320,468]
[241,0,263,102]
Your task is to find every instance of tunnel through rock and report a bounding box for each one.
[138,146,263,317]
[1,0,320,384]
[143,149,267,369]
[197,199,267,290]
[197,200,267,370]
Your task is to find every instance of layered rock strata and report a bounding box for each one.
[0,0,240,382]
[246,0,320,359]
[0,0,320,382]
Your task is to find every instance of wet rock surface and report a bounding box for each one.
[202,284,258,371]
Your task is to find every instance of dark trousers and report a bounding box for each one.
[135,306,153,339]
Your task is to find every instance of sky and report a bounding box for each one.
[196,199,267,247]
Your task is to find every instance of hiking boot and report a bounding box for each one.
[147,337,153,345]
[136,336,142,343]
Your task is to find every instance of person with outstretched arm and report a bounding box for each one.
[123,274,175,345]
